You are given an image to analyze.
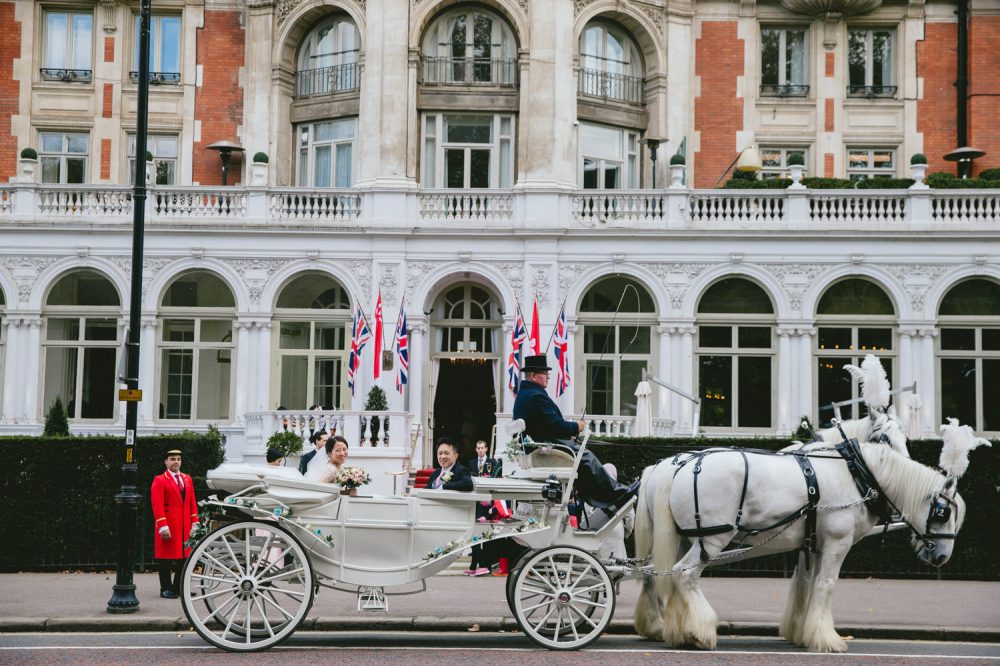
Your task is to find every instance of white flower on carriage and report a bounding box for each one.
[442,471,453,483]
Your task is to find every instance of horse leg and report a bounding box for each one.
[798,540,852,653]
[779,551,815,646]
[662,537,727,650]
[633,464,666,640]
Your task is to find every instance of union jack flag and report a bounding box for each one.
[506,305,528,394]
[553,302,571,397]
[395,307,408,394]
[347,304,372,396]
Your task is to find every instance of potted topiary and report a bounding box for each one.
[909,153,929,189]
[19,147,37,182]
[363,385,389,446]
[251,151,269,186]
[669,152,686,188]
[787,152,806,189]
[266,430,304,460]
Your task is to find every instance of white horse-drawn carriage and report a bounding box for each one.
[181,356,987,654]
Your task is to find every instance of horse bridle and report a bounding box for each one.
[921,487,959,545]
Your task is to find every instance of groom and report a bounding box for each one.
[427,438,474,491]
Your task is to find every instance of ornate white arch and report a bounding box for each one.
[144,258,248,312]
[801,265,907,320]
[922,265,1000,320]
[262,260,367,311]
[564,263,665,318]
[573,0,666,76]
[683,265,789,319]
[413,263,516,319]
[29,257,129,311]
[409,0,529,51]
[0,265,17,309]
[273,0,368,67]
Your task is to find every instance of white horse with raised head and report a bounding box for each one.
[632,419,983,653]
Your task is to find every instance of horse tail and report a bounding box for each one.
[633,459,679,640]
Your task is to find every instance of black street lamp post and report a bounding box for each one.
[107,0,151,614]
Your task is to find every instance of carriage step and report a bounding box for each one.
[357,586,388,613]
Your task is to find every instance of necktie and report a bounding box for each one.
[435,470,446,489]
[479,459,485,473]
[174,473,184,495]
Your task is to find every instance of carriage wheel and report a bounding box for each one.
[510,546,615,650]
[505,549,531,617]
[182,520,314,652]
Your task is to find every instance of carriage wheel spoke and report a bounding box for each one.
[244,597,253,645]
[525,568,559,593]
[221,536,246,578]
[189,586,238,603]
[190,572,236,585]
[263,587,306,600]
[551,608,563,642]
[532,606,557,635]
[567,564,594,592]
[259,591,297,621]
[572,581,607,596]
[566,608,582,641]
[259,566,305,585]
[570,596,608,610]
[521,598,556,614]
[568,602,600,629]
[252,595,276,638]
[201,550,242,580]
[201,589,241,625]
[220,594,243,640]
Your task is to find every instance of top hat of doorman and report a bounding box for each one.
[521,354,552,373]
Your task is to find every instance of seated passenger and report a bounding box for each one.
[427,437,474,491]
[307,435,349,484]
[512,354,637,511]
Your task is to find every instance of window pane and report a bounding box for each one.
[279,355,308,410]
[315,323,344,350]
[941,328,975,351]
[586,361,613,415]
[199,320,232,343]
[160,16,181,72]
[446,149,465,188]
[848,31,866,87]
[81,347,116,418]
[66,158,85,184]
[817,356,852,426]
[280,322,310,349]
[335,143,352,187]
[580,124,623,160]
[47,318,81,341]
[314,145,331,187]
[760,29,779,85]
[84,318,118,341]
[940,358,976,428]
[46,13,68,68]
[67,135,88,153]
[738,326,771,349]
[858,328,892,351]
[982,329,1000,351]
[584,326,614,354]
[699,326,731,348]
[583,158,598,189]
[984,360,1000,431]
[620,326,650,354]
[198,349,231,419]
[71,14,92,70]
[445,116,491,143]
[162,319,194,342]
[44,347,78,418]
[698,278,773,314]
[620,360,646,416]
[738,356,771,427]
[315,358,341,409]
[470,149,490,188]
[872,31,891,86]
[787,30,805,84]
[603,163,620,189]
[817,279,894,315]
[699,356,732,427]
[162,349,192,418]
[818,327,851,351]
[41,157,60,183]
[939,279,1000,315]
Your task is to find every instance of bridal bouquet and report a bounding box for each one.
[335,466,372,491]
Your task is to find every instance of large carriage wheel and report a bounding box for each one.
[181,520,314,652]
[510,546,615,650]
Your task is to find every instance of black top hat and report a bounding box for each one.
[521,354,552,373]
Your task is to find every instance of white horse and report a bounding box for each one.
[633,422,980,653]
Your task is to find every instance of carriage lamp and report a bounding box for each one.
[541,474,563,504]
[206,140,245,186]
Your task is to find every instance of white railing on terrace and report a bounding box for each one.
[36,185,133,217]
[245,409,414,450]
[808,191,907,224]
[153,187,247,219]
[932,191,1000,224]
[586,415,676,438]
[270,189,361,221]
[418,190,514,222]
[574,190,665,223]
[688,190,785,223]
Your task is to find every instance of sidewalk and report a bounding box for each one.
[1,569,998,642]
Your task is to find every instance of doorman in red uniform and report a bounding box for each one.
[151,449,199,599]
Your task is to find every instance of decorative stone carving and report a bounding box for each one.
[99,0,118,34]
[574,0,599,15]
[223,258,290,306]
[530,265,552,307]
[558,263,594,302]
[405,261,438,299]
[638,3,666,39]
[378,264,400,308]
[883,264,951,312]
[639,262,713,311]
[276,0,305,25]
[486,262,525,300]
[779,0,881,15]
[345,260,372,300]
[759,263,829,312]
[0,256,60,305]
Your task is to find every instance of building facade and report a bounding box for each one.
[1,0,998,468]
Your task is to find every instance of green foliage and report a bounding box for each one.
[669,153,686,166]
[732,169,757,181]
[364,385,388,411]
[927,172,1000,189]
[144,150,153,162]
[976,167,1000,181]
[590,436,998,579]
[0,430,225,570]
[854,177,915,189]
[801,177,855,189]
[43,398,69,437]
[266,430,304,457]
[724,177,790,189]
[787,152,805,166]
[252,151,269,164]
[20,147,37,160]
[910,153,928,165]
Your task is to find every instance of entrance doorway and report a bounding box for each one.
[432,359,497,465]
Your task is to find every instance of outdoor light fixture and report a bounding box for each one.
[714,145,763,187]
[646,136,666,188]
[206,140,245,185]
[943,146,985,179]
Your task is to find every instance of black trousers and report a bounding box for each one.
[157,558,184,594]
[557,439,629,509]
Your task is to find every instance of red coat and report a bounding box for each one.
[151,471,199,559]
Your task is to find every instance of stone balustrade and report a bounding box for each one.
[586,415,676,438]
[245,409,416,451]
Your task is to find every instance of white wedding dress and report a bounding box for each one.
[304,457,341,484]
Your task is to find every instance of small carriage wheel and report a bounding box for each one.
[505,549,532,617]
[182,520,314,652]
[510,545,615,650]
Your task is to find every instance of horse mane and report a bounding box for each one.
[860,443,943,524]
[816,418,870,444]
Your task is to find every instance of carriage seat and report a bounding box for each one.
[207,463,339,509]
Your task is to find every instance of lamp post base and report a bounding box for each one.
[107,584,140,613]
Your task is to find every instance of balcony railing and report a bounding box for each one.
[295,62,360,97]
[574,190,665,224]
[578,68,644,105]
[847,85,897,99]
[246,409,414,449]
[808,191,906,224]
[760,83,810,97]
[270,189,361,222]
[689,190,785,224]
[36,185,132,216]
[128,71,181,84]
[39,68,92,82]
[153,187,247,219]
[418,56,518,87]
[418,190,514,222]
[586,415,676,438]
[932,191,1000,224]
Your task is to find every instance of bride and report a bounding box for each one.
[304,435,350,484]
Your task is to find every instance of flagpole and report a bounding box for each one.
[390,294,406,349]
[544,297,567,354]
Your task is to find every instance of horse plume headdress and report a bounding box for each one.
[939,417,991,479]
[843,354,891,413]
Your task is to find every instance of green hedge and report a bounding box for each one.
[0,431,225,571]
[589,437,999,579]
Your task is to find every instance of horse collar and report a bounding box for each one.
[834,438,894,523]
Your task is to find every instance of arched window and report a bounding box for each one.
[431,284,501,355]
[814,278,895,426]
[273,273,352,410]
[420,8,517,86]
[938,278,1000,434]
[579,21,643,104]
[42,270,121,421]
[158,271,235,421]
[296,15,360,97]
[696,278,775,431]
[579,276,656,417]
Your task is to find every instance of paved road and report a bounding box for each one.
[1,631,998,665]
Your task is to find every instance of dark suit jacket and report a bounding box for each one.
[427,462,475,491]
[466,456,501,478]
[512,379,580,442]
[298,448,318,475]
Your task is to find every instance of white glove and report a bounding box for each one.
[159,526,172,540]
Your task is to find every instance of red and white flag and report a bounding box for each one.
[529,298,541,356]
[372,290,383,380]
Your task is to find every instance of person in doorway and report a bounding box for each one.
[512,354,637,511]
[150,449,199,599]
[427,438,474,491]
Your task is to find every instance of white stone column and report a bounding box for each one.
[668,325,684,426]
[794,327,817,424]
[407,320,426,468]
[233,319,253,422]
[655,324,672,423]
[253,320,273,411]
[138,317,157,425]
[917,327,938,437]
[776,326,793,434]
[1,319,20,422]
[20,317,42,422]
[678,325,696,433]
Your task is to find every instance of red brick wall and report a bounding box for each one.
[0,3,21,182]
[824,98,834,132]
[694,22,744,188]
[968,16,1000,175]
[102,84,113,118]
[825,52,834,78]
[104,36,115,63]
[916,23,958,174]
[193,11,245,185]
[100,138,111,180]
[824,153,834,178]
